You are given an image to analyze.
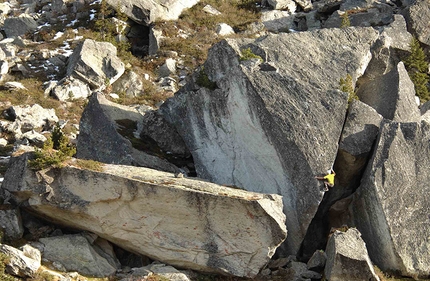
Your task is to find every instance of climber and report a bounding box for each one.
[315,169,336,191]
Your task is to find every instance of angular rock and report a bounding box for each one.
[158,58,176,78]
[131,263,192,281]
[261,10,296,33]
[202,4,221,15]
[2,153,287,277]
[379,15,413,52]
[404,0,430,46]
[51,76,92,101]
[294,0,312,11]
[357,62,420,122]
[336,100,383,189]
[307,250,327,272]
[111,70,145,97]
[325,228,380,281]
[216,23,235,37]
[0,244,41,278]
[0,205,23,241]
[105,0,200,24]
[66,39,125,91]
[161,27,378,255]
[267,0,296,11]
[36,234,118,277]
[77,92,179,173]
[139,110,190,157]
[352,120,430,277]
[21,130,47,147]
[3,16,38,38]
[148,27,163,56]
[3,104,58,136]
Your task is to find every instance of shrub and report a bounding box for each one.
[240,47,262,62]
[29,124,76,170]
[339,74,359,104]
[196,67,217,90]
[403,38,430,102]
[75,159,104,172]
[340,12,351,28]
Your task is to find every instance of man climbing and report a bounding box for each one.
[315,169,336,191]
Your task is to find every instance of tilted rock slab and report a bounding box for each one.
[404,0,430,46]
[2,153,287,277]
[352,119,430,277]
[77,92,179,173]
[106,0,199,24]
[161,27,379,254]
[0,244,41,278]
[325,228,380,281]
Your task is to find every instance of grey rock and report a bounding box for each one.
[307,250,327,271]
[0,205,23,241]
[216,23,235,36]
[20,130,47,147]
[0,244,41,277]
[421,100,430,115]
[294,0,312,11]
[111,70,144,97]
[202,4,221,15]
[132,263,192,281]
[3,104,58,137]
[66,39,125,91]
[158,58,176,78]
[51,77,92,101]
[403,0,430,45]
[352,120,430,277]
[105,0,200,24]
[161,27,378,255]
[267,0,296,11]
[325,228,380,281]
[148,27,163,56]
[38,234,118,277]
[379,14,413,52]
[3,15,38,38]
[140,110,190,157]
[77,92,179,172]
[324,6,394,28]
[261,10,296,33]
[336,100,383,189]
[2,153,287,277]
[357,62,420,122]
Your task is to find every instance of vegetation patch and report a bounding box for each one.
[403,37,430,103]
[74,159,104,172]
[196,67,217,90]
[0,252,15,281]
[339,74,359,104]
[240,47,263,62]
[340,11,351,28]
[28,125,76,170]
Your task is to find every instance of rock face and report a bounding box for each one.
[2,153,287,278]
[105,0,199,24]
[161,27,379,255]
[77,92,179,173]
[352,120,430,277]
[325,228,380,281]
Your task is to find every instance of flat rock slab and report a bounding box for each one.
[2,153,287,278]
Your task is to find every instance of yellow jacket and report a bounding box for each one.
[324,173,335,185]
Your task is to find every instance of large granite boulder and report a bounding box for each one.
[62,39,125,94]
[2,153,287,277]
[352,119,430,278]
[105,0,199,24]
[325,228,380,281]
[77,92,179,173]
[160,27,379,255]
